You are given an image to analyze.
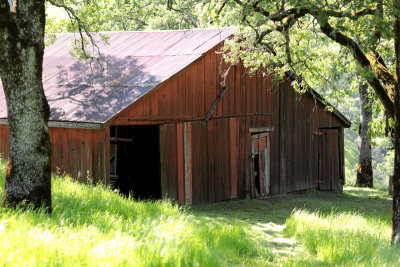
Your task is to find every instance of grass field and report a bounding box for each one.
[0,160,399,266]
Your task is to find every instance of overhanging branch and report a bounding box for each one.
[47,0,107,71]
[317,19,394,118]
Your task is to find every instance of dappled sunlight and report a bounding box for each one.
[344,186,392,201]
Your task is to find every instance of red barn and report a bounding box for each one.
[0,28,350,203]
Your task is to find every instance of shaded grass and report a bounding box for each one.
[189,188,397,266]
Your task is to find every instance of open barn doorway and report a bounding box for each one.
[109,125,161,199]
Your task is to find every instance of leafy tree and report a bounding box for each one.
[210,0,400,245]
[46,0,202,33]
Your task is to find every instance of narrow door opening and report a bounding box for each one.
[250,132,271,198]
[110,125,161,199]
[253,154,261,196]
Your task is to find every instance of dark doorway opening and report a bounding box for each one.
[110,125,161,199]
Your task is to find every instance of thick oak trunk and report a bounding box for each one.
[356,81,373,187]
[0,1,52,211]
[392,101,400,245]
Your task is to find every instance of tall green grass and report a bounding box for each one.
[284,209,399,266]
[0,160,258,266]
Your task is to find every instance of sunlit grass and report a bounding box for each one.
[0,159,260,266]
[0,158,399,266]
[284,209,399,266]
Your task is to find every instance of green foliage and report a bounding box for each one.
[45,0,204,33]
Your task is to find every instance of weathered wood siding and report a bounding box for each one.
[49,127,110,184]
[0,44,346,204]
[0,125,9,159]
[0,125,109,184]
[108,45,345,203]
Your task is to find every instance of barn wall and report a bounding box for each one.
[0,125,9,160]
[110,46,277,125]
[278,79,343,194]
[160,119,238,204]
[0,44,347,203]
[109,45,346,203]
[49,127,109,184]
[0,125,109,184]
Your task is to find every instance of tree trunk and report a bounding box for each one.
[392,97,400,245]
[356,80,373,187]
[0,1,52,211]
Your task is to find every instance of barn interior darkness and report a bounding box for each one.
[110,125,161,199]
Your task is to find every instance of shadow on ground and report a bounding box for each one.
[187,187,392,263]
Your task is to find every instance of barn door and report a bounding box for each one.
[251,133,270,198]
[314,129,340,191]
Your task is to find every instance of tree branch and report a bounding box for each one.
[231,1,377,22]
[231,0,270,18]
[317,18,395,118]
[47,0,107,71]
[269,5,377,22]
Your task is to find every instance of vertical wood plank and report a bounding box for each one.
[192,63,199,117]
[176,123,185,204]
[230,118,238,199]
[215,120,223,201]
[204,53,213,113]
[223,119,230,199]
[186,68,193,117]
[105,126,110,185]
[207,120,215,202]
[200,121,208,202]
[191,122,202,203]
[198,58,206,116]
[184,122,193,204]
[178,75,186,116]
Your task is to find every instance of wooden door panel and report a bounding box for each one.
[318,129,340,191]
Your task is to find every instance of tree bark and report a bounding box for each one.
[356,80,373,187]
[0,0,52,211]
[392,0,400,245]
[392,94,400,245]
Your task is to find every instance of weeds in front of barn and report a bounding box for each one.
[283,210,400,266]
[0,159,399,266]
[0,159,260,266]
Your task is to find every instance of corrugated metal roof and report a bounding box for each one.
[0,28,235,124]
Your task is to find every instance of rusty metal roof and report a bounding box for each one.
[0,28,235,124]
